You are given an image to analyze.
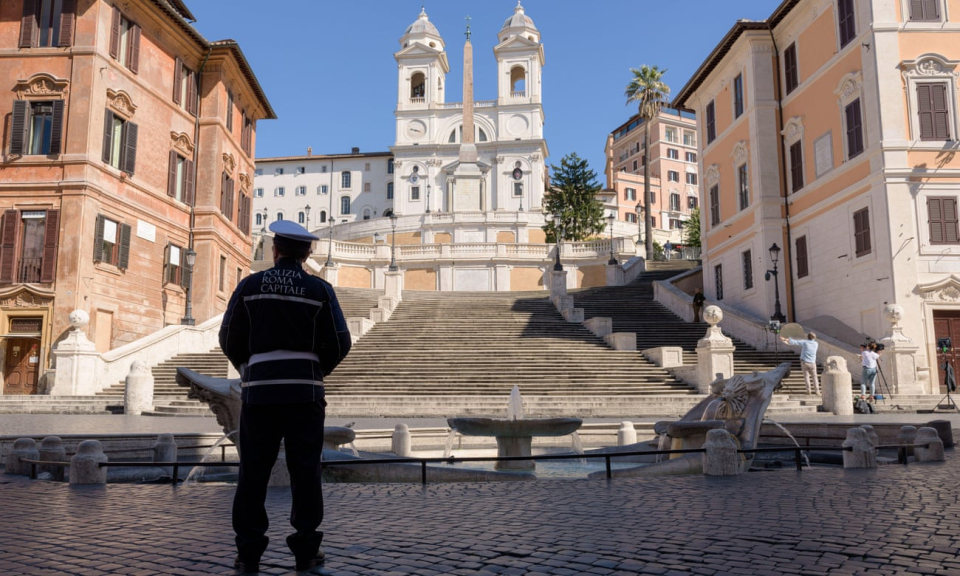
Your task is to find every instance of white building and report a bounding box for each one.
[252,148,393,231]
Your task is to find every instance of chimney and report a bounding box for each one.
[307,147,312,156]
[352,147,360,155]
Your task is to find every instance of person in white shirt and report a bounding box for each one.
[860,343,881,398]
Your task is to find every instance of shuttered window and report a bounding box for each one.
[733,74,744,118]
[166,151,194,205]
[93,215,131,269]
[845,99,864,158]
[163,244,183,286]
[738,164,749,210]
[0,209,59,284]
[102,110,137,175]
[853,207,871,257]
[742,250,753,290]
[909,0,940,20]
[709,185,720,226]
[20,0,75,48]
[237,194,251,235]
[109,7,141,73]
[705,100,716,143]
[838,0,856,48]
[173,58,198,115]
[790,141,804,192]
[917,83,951,141]
[715,264,724,301]
[784,43,799,94]
[795,235,809,278]
[10,100,64,156]
[240,112,253,157]
[928,197,960,244]
[226,91,234,132]
[220,172,235,221]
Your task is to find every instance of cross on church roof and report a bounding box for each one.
[465,15,472,41]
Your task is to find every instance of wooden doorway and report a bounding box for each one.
[932,310,960,392]
[3,337,39,395]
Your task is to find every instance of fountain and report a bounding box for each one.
[589,362,792,477]
[447,386,582,470]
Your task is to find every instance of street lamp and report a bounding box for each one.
[426,184,431,213]
[677,220,685,260]
[261,207,268,233]
[607,213,617,265]
[635,202,643,247]
[304,204,311,230]
[388,213,399,271]
[180,248,197,326]
[553,213,563,271]
[765,242,787,323]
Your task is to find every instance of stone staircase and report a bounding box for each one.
[336,287,385,320]
[569,270,817,397]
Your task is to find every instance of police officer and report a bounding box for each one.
[220,220,351,574]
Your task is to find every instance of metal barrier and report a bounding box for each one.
[19,443,936,485]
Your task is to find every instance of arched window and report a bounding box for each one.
[478,128,488,142]
[363,208,372,220]
[448,125,489,143]
[320,210,327,223]
[510,66,526,95]
[410,72,425,99]
[341,171,351,188]
[275,213,284,221]
[255,213,263,226]
[298,211,305,224]
[340,196,351,215]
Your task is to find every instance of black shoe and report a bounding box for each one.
[295,548,326,571]
[234,556,260,574]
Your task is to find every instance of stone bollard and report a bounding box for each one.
[153,434,178,477]
[859,425,879,448]
[926,419,954,449]
[897,426,918,458]
[617,421,637,447]
[392,424,412,457]
[5,438,39,476]
[914,427,946,463]
[821,356,854,416]
[702,429,741,476]
[124,359,154,415]
[842,428,877,469]
[69,440,108,485]
[38,436,67,481]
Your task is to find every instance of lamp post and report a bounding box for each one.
[180,248,197,326]
[388,213,398,271]
[607,214,617,265]
[552,213,563,271]
[677,220,685,260]
[426,184,431,213]
[261,208,268,233]
[765,242,787,323]
[304,204,311,231]
[635,202,643,249]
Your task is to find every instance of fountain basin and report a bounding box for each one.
[447,417,582,470]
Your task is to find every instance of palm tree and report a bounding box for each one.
[625,65,670,260]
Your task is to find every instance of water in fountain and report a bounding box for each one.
[506,385,524,420]
[183,431,236,485]
[442,429,458,459]
[344,441,360,457]
[763,419,810,468]
[570,431,586,464]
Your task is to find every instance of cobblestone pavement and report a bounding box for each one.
[1,451,959,576]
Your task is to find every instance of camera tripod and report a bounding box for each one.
[936,354,958,412]
[874,361,892,405]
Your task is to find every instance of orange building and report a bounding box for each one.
[604,108,699,246]
[0,0,274,394]
[675,0,960,395]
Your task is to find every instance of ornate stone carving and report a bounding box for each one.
[494,156,505,164]
[238,172,251,191]
[918,274,960,302]
[392,160,403,169]
[170,131,195,156]
[222,152,236,175]
[704,164,720,187]
[833,71,864,104]
[781,117,804,143]
[15,73,69,99]
[531,152,542,161]
[106,89,137,118]
[68,309,90,331]
[731,141,748,166]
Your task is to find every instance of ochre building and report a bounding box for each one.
[0,0,273,394]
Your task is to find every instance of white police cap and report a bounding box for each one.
[269,220,319,242]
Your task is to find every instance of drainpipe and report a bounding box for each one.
[767,27,797,322]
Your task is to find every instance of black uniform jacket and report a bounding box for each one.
[219,257,352,404]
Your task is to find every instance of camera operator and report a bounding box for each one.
[860,342,882,399]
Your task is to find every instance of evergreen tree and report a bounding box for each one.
[684,207,701,248]
[542,153,605,243]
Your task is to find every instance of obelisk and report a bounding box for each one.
[453,17,482,211]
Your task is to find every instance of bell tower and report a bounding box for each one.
[395,8,449,114]
[494,2,543,105]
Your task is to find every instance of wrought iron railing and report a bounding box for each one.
[17,257,42,283]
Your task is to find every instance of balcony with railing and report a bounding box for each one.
[17,257,42,283]
[510,91,526,98]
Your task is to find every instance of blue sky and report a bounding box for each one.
[187,0,782,176]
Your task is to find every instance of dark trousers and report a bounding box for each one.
[233,400,326,563]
